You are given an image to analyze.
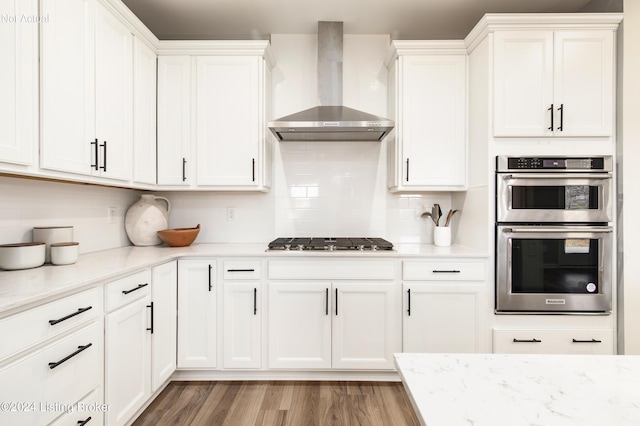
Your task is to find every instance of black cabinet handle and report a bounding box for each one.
[227,269,255,273]
[252,158,255,182]
[49,306,93,326]
[147,302,154,334]
[407,289,411,316]
[91,139,99,170]
[432,270,461,274]
[253,288,257,315]
[48,343,92,369]
[208,264,213,292]
[335,288,338,316]
[405,158,410,182]
[572,338,602,343]
[122,283,148,295]
[182,157,187,182]
[513,338,541,343]
[77,417,92,425]
[100,141,107,171]
[557,104,564,131]
[325,288,329,315]
[547,104,554,131]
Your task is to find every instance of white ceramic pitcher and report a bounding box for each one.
[124,194,171,246]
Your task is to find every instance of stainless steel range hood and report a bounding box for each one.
[268,22,394,142]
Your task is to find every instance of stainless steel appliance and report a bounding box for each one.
[495,156,613,314]
[496,156,613,223]
[267,237,394,252]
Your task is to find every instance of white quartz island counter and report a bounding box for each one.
[395,353,640,426]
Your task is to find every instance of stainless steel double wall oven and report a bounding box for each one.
[495,156,613,313]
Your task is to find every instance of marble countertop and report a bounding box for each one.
[395,353,640,426]
[0,243,486,317]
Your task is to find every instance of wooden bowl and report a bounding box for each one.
[157,224,200,247]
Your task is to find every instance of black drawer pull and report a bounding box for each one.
[325,288,329,316]
[147,302,154,334]
[227,269,255,272]
[122,283,148,295]
[253,288,257,315]
[407,289,411,316]
[513,338,541,343]
[49,306,93,326]
[77,416,92,425]
[208,264,213,291]
[432,270,461,273]
[49,343,92,369]
[90,139,99,170]
[572,338,602,343]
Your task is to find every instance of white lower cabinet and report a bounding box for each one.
[268,281,400,370]
[402,259,487,353]
[223,281,261,369]
[177,259,217,368]
[493,329,614,355]
[105,262,177,426]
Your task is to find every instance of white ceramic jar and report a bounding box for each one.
[124,194,171,246]
[433,227,452,247]
[33,226,74,263]
[50,242,79,265]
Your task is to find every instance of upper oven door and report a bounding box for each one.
[496,173,612,223]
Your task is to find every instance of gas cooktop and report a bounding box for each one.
[267,237,394,252]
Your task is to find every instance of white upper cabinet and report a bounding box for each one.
[133,38,157,185]
[0,0,37,166]
[41,0,133,182]
[386,42,467,192]
[493,29,615,137]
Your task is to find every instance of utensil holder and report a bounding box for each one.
[433,227,451,247]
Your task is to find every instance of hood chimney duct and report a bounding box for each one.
[317,21,343,106]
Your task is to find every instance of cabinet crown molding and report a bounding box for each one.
[465,13,623,53]
[157,40,275,68]
[384,40,467,67]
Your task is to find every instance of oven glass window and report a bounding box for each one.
[511,185,599,210]
[511,238,599,294]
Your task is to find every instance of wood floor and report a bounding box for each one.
[133,381,421,426]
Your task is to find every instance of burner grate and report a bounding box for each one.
[267,237,394,251]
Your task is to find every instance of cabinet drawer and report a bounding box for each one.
[105,270,152,312]
[0,287,102,361]
[269,260,395,280]
[49,387,104,426]
[0,322,103,426]
[403,260,485,281]
[223,260,261,280]
[493,329,614,355]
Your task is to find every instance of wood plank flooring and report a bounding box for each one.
[133,381,421,426]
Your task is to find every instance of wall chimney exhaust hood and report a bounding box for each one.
[268,22,394,142]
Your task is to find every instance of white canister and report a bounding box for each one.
[124,194,171,246]
[33,226,74,263]
[50,242,79,265]
[433,227,452,247]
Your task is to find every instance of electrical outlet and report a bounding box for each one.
[107,206,117,224]
[227,207,236,221]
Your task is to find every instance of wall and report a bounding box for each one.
[165,34,451,244]
[0,175,140,253]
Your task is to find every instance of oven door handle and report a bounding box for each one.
[502,226,612,234]
[502,173,611,180]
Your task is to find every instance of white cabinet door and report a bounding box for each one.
[105,296,152,426]
[223,281,261,369]
[157,55,191,185]
[177,259,217,368]
[399,55,466,188]
[0,0,37,166]
[553,30,614,137]
[133,38,157,185]
[403,283,482,353]
[40,0,96,176]
[332,282,401,370]
[268,282,331,369]
[151,261,177,391]
[94,0,132,181]
[196,56,260,187]
[493,30,614,137]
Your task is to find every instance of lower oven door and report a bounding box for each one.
[496,225,612,313]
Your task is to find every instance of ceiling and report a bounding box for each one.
[121,0,616,40]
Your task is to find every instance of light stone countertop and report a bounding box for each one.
[0,243,486,317]
[395,353,640,426]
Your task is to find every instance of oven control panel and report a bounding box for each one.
[498,156,610,172]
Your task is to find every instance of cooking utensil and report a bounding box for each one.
[444,209,459,227]
[434,204,442,226]
[421,211,437,226]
